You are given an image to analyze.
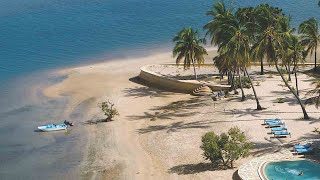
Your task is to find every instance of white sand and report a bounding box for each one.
[43,50,320,180]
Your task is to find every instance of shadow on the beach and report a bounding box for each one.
[84,118,112,125]
[137,120,212,134]
[168,163,220,175]
[290,117,320,124]
[232,170,241,180]
[127,97,209,121]
[221,108,276,118]
[250,141,283,157]
[293,135,320,162]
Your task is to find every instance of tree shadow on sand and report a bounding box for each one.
[137,120,212,134]
[221,108,276,118]
[127,97,209,121]
[168,163,220,175]
[84,119,110,124]
[168,163,241,179]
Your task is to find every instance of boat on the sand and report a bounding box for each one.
[37,123,67,131]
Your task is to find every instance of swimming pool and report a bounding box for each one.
[264,160,320,180]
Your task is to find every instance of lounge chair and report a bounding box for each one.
[265,120,281,125]
[267,121,285,128]
[264,117,281,124]
[294,147,313,155]
[294,143,312,150]
[273,131,291,137]
[271,127,287,133]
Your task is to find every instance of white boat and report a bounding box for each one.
[37,123,67,132]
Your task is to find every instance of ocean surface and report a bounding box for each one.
[0,0,319,179]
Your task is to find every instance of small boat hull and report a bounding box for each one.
[38,124,67,131]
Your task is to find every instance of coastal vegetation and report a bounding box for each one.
[201,127,252,169]
[98,100,119,122]
[172,1,319,118]
[172,27,208,80]
[299,18,320,71]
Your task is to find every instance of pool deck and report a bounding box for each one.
[238,139,320,180]
[238,149,294,180]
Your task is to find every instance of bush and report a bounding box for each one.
[279,67,288,74]
[234,77,251,89]
[200,127,252,169]
[275,98,285,103]
[98,100,119,122]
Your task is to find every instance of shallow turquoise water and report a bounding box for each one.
[265,160,320,180]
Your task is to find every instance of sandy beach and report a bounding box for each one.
[43,49,320,180]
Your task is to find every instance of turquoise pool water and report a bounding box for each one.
[265,160,320,180]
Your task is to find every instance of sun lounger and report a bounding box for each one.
[294,143,312,150]
[264,117,281,124]
[267,121,285,128]
[294,147,313,155]
[273,131,291,137]
[265,120,281,125]
[271,127,287,133]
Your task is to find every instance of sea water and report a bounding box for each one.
[0,0,319,179]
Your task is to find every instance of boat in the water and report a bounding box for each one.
[37,123,67,132]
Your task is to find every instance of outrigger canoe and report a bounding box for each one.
[38,123,67,132]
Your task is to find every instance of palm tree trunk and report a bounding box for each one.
[315,51,317,71]
[245,68,262,110]
[227,71,231,85]
[232,70,238,94]
[191,59,198,80]
[275,62,309,119]
[287,63,291,81]
[238,68,245,101]
[294,58,299,96]
[260,58,264,75]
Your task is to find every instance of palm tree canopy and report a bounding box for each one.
[250,5,289,64]
[204,2,233,46]
[286,34,306,64]
[172,27,208,69]
[298,18,320,57]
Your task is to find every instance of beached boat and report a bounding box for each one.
[37,123,67,132]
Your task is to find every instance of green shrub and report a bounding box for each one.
[234,77,251,89]
[275,98,285,103]
[279,67,287,74]
[200,127,252,169]
[99,100,119,122]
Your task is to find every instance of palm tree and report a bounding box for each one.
[252,7,310,119]
[206,2,262,108]
[286,34,306,96]
[205,2,247,100]
[204,1,232,46]
[298,18,320,71]
[213,54,238,93]
[251,4,284,75]
[172,28,208,80]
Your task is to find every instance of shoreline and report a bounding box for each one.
[42,48,320,180]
